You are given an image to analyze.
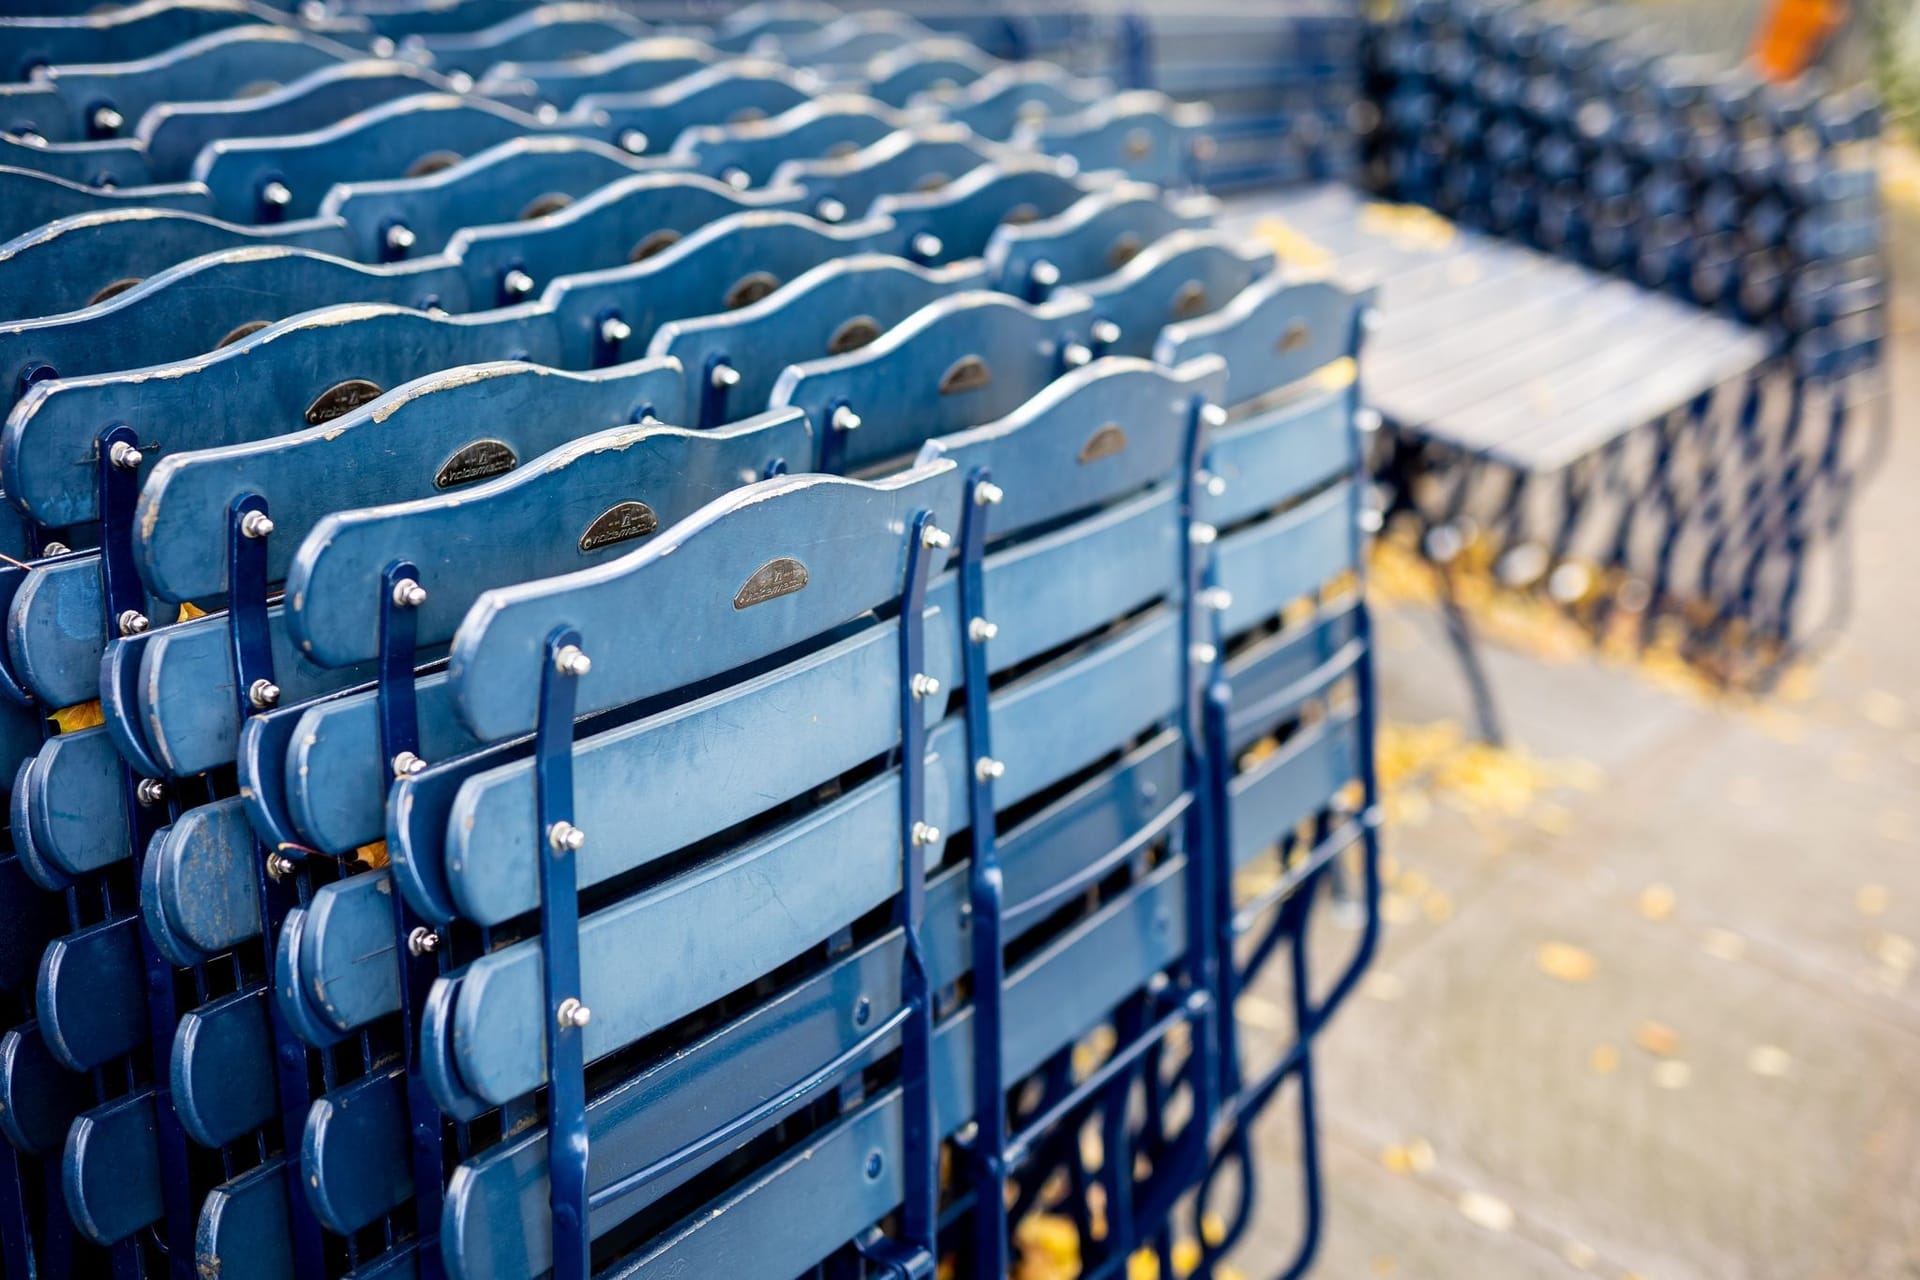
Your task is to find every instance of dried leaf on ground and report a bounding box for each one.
[1537,942,1598,983]
[1634,1021,1680,1058]
[1636,884,1676,922]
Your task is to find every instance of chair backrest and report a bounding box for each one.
[985,182,1221,300]
[475,35,715,105]
[868,153,1101,264]
[1061,227,1277,359]
[667,92,912,188]
[1015,88,1216,189]
[768,122,1007,223]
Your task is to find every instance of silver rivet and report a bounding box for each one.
[240,510,274,539]
[108,441,143,470]
[1201,587,1234,612]
[135,778,165,806]
[392,750,427,777]
[1201,404,1228,429]
[369,34,394,57]
[710,363,741,389]
[13,130,44,146]
[117,609,149,636]
[1190,643,1218,665]
[619,129,649,154]
[502,269,535,297]
[391,578,427,608]
[1359,507,1385,534]
[1189,523,1218,546]
[554,645,592,677]
[41,541,69,556]
[975,757,1006,782]
[90,106,123,134]
[722,167,751,190]
[600,316,632,345]
[1203,472,1228,497]
[910,673,941,699]
[1091,319,1121,345]
[910,231,944,260]
[407,926,440,956]
[533,102,557,123]
[814,196,847,223]
[974,481,1004,506]
[1355,407,1383,434]
[1061,342,1092,368]
[969,617,998,643]
[548,820,587,853]
[1030,260,1061,289]
[557,997,592,1028]
[261,181,293,209]
[265,852,295,880]
[911,822,941,846]
[831,405,862,432]
[384,223,417,254]
[920,525,952,550]
[1362,308,1383,332]
[249,679,281,709]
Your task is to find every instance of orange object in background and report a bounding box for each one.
[1751,0,1848,81]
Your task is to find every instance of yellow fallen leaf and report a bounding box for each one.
[50,700,103,733]
[1653,1060,1692,1090]
[1636,883,1676,922]
[1457,1190,1515,1233]
[1372,1257,1399,1276]
[176,600,207,621]
[1747,1044,1792,1078]
[1774,664,1818,703]
[354,840,389,869]
[1590,1044,1621,1075]
[1537,942,1597,983]
[1380,1144,1412,1175]
[1857,885,1890,917]
[1634,1021,1679,1058]
[1406,1138,1435,1173]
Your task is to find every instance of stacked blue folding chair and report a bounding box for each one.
[0,3,1382,1279]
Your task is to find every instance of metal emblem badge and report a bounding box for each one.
[828,315,882,354]
[939,354,991,395]
[578,500,659,552]
[734,557,810,609]
[725,271,780,309]
[1171,280,1209,319]
[1124,127,1154,160]
[216,319,272,348]
[1003,203,1041,226]
[406,150,462,178]
[520,192,573,220]
[305,379,384,425]
[434,438,518,489]
[629,228,681,262]
[1077,423,1129,464]
[1277,320,1310,353]
[1107,232,1144,269]
[89,277,141,305]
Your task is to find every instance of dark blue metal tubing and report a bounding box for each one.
[534,625,589,1280]
[377,559,446,1280]
[226,493,327,1280]
[97,424,196,1280]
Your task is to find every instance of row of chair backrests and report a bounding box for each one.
[0,7,1380,1280]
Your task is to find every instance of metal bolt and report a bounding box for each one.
[240,510,274,539]
[135,778,165,806]
[556,997,592,1028]
[1201,587,1234,612]
[709,363,741,389]
[722,167,750,190]
[117,609,149,636]
[1204,473,1228,497]
[108,441,143,470]
[974,481,1004,506]
[1091,319,1121,346]
[600,315,632,345]
[548,820,587,853]
[90,105,123,135]
[249,679,281,709]
[814,196,847,223]
[911,822,941,846]
[392,750,427,777]
[1190,642,1218,665]
[975,757,1005,782]
[41,542,69,556]
[1188,522,1219,546]
[910,673,941,699]
[391,578,427,608]
[1358,506,1384,534]
[1061,342,1092,368]
[1201,404,1228,429]
[830,405,862,432]
[920,524,951,550]
[910,231,943,260]
[1029,260,1061,289]
[969,617,998,643]
[501,269,535,298]
[384,223,417,254]
[1355,407,1383,434]
[554,644,592,678]
[407,926,440,956]
[619,129,648,154]
[265,852,295,880]
[260,181,293,209]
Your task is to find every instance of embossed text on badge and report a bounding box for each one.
[734,557,810,609]
[579,501,659,552]
[434,438,518,489]
[305,379,384,425]
[1078,424,1128,463]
